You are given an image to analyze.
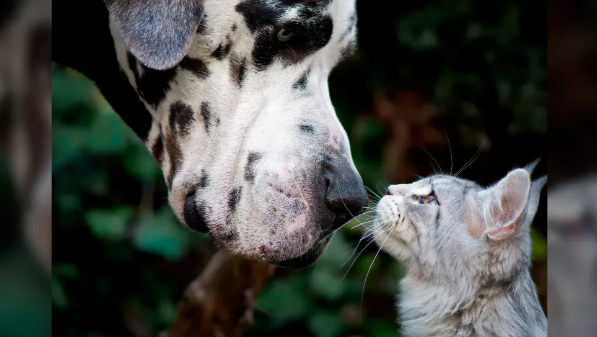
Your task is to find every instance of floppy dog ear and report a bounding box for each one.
[104,0,204,70]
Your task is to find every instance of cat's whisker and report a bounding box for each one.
[350,218,378,229]
[344,215,390,254]
[411,173,424,180]
[422,147,442,174]
[455,136,486,177]
[365,185,381,200]
[335,219,391,290]
[445,128,454,175]
[375,182,387,198]
[360,222,397,312]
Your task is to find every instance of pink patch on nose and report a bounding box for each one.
[287,213,308,232]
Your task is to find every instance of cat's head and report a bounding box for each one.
[374,160,546,286]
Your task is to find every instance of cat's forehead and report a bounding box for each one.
[417,175,481,191]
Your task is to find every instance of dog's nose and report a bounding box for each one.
[323,157,368,231]
[183,190,209,233]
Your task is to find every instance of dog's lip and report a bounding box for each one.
[270,236,332,269]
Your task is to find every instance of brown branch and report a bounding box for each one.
[166,251,276,337]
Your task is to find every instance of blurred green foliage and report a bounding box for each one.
[52,0,546,336]
[0,157,50,337]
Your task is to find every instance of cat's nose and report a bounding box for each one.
[386,184,410,196]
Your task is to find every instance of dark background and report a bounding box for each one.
[49,0,546,336]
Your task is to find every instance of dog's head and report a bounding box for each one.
[106,0,367,267]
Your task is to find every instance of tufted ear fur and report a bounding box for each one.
[476,169,532,241]
[104,0,204,70]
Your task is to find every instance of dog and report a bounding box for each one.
[53,0,367,268]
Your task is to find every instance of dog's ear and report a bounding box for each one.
[104,0,204,70]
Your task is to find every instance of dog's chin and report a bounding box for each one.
[271,236,332,269]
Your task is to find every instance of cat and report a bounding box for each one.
[372,160,548,337]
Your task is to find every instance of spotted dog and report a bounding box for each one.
[53,0,366,268]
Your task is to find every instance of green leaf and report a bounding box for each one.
[257,277,310,324]
[52,279,68,309]
[132,207,194,260]
[51,68,97,114]
[531,228,547,262]
[310,267,344,300]
[51,126,93,168]
[86,112,134,155]
[356,253,378,276]
[53,263,80,280]
[317,231,353,268]
[122,144,161,182]
[86,207,135,240]
[307,310,346,337]
[309,231,356,300]
[368,319,399,337]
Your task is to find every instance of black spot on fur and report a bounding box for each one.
[164,130,182,189]
[169,101,195,136]
[245,152,263,183]
[228,187,242,213]
[236,0,334,71]
[151,134,164,166]
[212,41,232,60]
[232,23,238,31]
[299,124,314,134]
[235,0,282,33]
[180,57,210,79]
[199,169,209,188]
[196,14,208,33]
[200,102,212,133]
[293,70,310,90]
[136,62,177,108]
[229,54,247,87]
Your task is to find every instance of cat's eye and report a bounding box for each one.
[420,194,439,205]
[277,28,295,42]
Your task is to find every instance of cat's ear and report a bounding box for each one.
[477,169,532,241]
[523,158,541,175]
[104,0,204,70]
[524,175,547,228]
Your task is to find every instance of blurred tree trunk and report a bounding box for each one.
[166,252,276,337]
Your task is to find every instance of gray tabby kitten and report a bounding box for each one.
[373,161,547,337]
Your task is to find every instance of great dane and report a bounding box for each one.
[53,0,367,268]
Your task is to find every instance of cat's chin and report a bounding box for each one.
[373,230,412,262]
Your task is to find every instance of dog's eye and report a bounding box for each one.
[277,28,295,42]
[420,194,439,205]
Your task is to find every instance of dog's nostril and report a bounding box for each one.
[183,191,209,233]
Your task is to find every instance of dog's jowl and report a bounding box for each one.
[53,0,366,267]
